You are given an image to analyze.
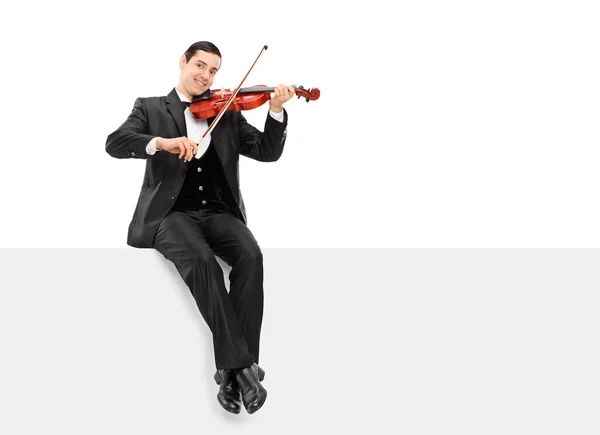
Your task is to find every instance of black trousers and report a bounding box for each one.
[153,208,263,370]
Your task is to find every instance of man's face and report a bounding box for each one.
[178,50,220,98]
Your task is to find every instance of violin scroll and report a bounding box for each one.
[295,85,320,102]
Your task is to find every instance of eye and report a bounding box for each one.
[197,63,205,69]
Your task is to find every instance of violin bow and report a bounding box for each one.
[195,45,268,159]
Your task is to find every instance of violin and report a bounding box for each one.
[190,85,320,120]
[193,45,320,158]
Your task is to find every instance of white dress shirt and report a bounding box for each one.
[145,88,284,157]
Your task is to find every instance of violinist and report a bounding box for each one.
[105,40,295,415]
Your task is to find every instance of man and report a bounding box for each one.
[105,41,294,415]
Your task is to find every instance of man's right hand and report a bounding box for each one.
[156,137,198,162]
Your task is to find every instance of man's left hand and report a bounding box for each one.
[269,84,296,113]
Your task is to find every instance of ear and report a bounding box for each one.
[179,55,186,69]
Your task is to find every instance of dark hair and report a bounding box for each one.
[183,41,222,63]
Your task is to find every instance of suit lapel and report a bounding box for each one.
[166,88,187,137]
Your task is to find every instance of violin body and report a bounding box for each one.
[190,85,320,120]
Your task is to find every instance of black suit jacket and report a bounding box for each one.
[106,88,288,248]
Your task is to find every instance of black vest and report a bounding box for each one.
[171,142,232,212]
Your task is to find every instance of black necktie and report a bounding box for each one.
[182,101,191,110]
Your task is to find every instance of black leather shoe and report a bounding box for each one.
[214,369,241,414]
[236,366,267,414]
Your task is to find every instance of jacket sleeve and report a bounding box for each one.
[237,109,288,162]
[105,98,156,159]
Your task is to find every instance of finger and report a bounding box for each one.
[188,139,198,155]
[177,141,184,160]
[181,140,190,161]
[188,140,196,159]
[281,84,291,100]
[180,139,190,161]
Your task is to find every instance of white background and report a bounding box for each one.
[1,3,599,433]
[1,0,599,247]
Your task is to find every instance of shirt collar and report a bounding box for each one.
[175,87,190,103]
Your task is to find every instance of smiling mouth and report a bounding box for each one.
[194,79,207,87]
